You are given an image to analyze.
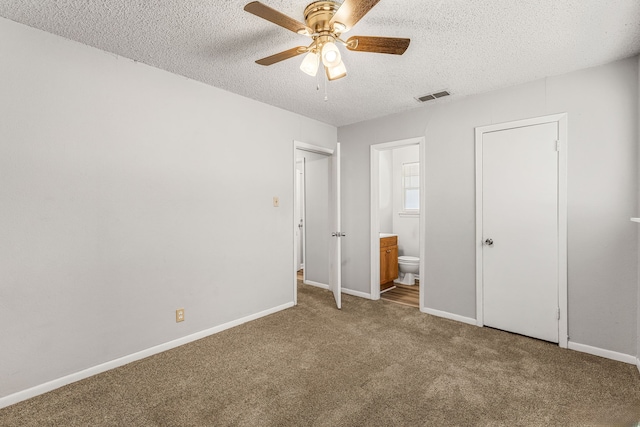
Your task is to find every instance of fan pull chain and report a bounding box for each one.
[314,66,328,101]
[324,72,329,102]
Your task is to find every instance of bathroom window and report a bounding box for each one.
[402,162,420,214]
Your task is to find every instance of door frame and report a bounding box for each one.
[475,113,568,348]
[293,141,335,306]
[370,137,426,310]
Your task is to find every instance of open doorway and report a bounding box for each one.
[370,137,426,310]
[293,141,342,309]
[296,151,329,289]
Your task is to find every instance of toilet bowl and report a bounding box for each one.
[397,256,419,285]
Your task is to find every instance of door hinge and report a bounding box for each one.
[555,140,561,152]
[556,308,560,320]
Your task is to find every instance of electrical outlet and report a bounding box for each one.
[176,308,185,323]
[273,196,279,207]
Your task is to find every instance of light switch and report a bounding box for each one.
[273,197,279,207]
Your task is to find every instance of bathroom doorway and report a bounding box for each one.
[370,137,426,310]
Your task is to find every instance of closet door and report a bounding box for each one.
[481,122,560,343]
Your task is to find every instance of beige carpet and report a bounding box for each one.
[1,282,640,426]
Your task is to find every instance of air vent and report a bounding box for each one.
[415,90,450,103]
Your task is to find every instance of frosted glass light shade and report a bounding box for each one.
[300,52,319,76]
[326,60,347,81]
[321,41,341,68]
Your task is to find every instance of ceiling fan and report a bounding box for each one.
[243,0,410,81]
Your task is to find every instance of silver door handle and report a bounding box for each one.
[332,232,337,237]
[331,232,346,237]
[485,238,493,246]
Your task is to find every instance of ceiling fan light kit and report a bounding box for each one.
[243,0,410,82]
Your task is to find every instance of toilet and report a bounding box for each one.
[397,256,419,285]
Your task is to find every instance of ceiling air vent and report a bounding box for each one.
[415,90,450,103]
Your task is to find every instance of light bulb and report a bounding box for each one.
[299,52,319,77]
[326,60,347,81]
[321,41,341,68]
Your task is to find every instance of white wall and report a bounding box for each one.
[391,145,420,257]
[0,17,336,400]
[298,151,330,285]
[339,57,639,357]
[378,150,393,232]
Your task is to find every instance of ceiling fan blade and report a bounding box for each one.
[255,46,307,66]
[330,0,381,32]
[244,2,313,35]
[346,36,410,55]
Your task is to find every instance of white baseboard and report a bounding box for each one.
[567,341,637,365]
[0,302,294,410]
[303,280,329,289]
[342,288,371,299]
[421,307,477,326]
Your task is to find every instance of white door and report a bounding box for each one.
[295,167,305,271]
[482,122,559,342]
[329,143,342,309]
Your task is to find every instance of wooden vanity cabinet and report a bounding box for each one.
[380,236,398,290]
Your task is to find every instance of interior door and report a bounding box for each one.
[329,143,342,309]
[295,166,304,271]
[482,123,559,342]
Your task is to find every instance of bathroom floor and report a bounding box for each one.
[298,269,419,309]
[380,282,419,308]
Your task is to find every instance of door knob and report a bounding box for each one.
[485,238,493,246]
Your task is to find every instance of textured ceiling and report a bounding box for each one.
[1,1,639,127]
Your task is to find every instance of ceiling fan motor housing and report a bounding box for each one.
[304,1,342,42]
